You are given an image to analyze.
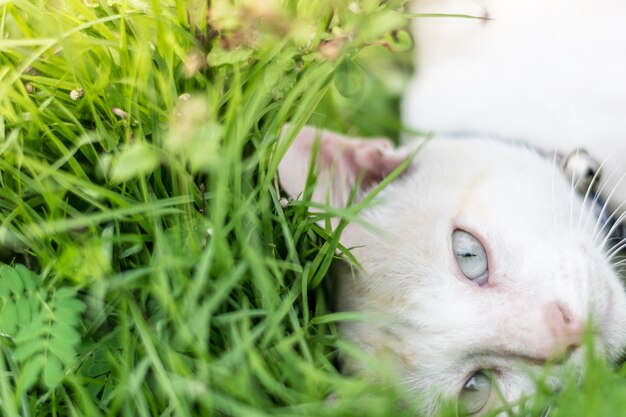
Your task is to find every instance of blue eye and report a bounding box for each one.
[459,371,492,415]
[452,230,489,285]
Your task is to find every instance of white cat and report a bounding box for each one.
[277,0,626,415]
[278,125,626,415]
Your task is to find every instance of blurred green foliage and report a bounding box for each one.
[0,0,418,415]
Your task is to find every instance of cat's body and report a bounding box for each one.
[277,1,626,415]
[404,0,626,215]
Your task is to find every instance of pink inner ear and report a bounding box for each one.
[353,140,406,187]
[278,125,408,209]
[319,134,406,189]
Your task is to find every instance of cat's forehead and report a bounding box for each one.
[408,138,575,220]
[416,138,560,191]
[354,138,589,263]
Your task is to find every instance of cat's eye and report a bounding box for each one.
[458,371,492,415]
[452,230,488,285]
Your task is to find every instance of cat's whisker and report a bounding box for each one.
[575,144,618,231]
[607,241,626,262]
[607,234,626,253]
[607,242,626,263]
[567,148,580,236]
[612,258,626,268]
[605,224,626,260]
[601,207,626,246]
[587,173,626,251]
[595,200,626,253]
[607,242,626,261]
[585,173,623,241]
[580,193,608,251]
[580,150,625,239]
[612,241,626,256]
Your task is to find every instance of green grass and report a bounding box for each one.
[0,1,625,416]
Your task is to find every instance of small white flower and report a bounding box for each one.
[70,88,84,101]
[112,107,128,119]
[348,1,361,14]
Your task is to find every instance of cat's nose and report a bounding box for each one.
[544,302,585,362]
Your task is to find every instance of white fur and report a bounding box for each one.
[403,0,626,216]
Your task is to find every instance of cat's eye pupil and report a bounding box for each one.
[459,371,491,415]
[452,230,488,284]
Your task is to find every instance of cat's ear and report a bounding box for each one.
[278,125,408,209]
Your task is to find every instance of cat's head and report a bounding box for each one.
[277,125,626,416]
